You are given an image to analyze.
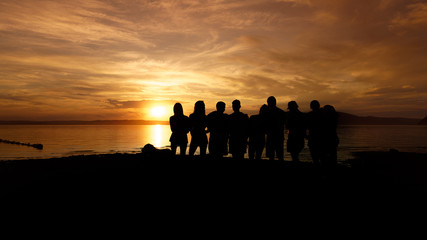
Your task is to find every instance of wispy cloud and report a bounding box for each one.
[0,0,426,120]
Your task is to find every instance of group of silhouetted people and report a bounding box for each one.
[169,96,339,168]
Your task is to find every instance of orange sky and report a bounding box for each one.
[1,0,427,121]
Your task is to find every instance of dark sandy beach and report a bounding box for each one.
[0,151,424,235]
[1,149,426,227]
[1,149,426,202]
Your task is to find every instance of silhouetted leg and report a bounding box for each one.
[255,147,263,160]
[291,152,300,162]
[310,148,320,167]
[277,142,284,161]
[323,148,338,176]
[189,141,197,156]
[200,144,207,157]
[266,135,274,160]
[248,144,255,160]
[171,143,177,155]
[267,144,274,160]
[257,143,265,160]
[208,142,215,158]
[179,144,187,156]
[266,146,275,160]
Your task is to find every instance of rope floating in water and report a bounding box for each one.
[0,139,43,150]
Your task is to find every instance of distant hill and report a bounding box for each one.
[419,115,427,125]
[0,113,423,125]
[338,112,421,125]
[0,120,169,125]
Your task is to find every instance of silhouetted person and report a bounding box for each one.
[228,99,249,160]
[265,96,286,161]
[248,104,268,160]
[189,101,208,157]
[141,143,173,160]
[322,104,339,169]
[207,101,229,160]
[285,101,306,162]
[169,103,190,156]
[306,100,323,167]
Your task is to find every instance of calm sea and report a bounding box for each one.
[1,124,427,162]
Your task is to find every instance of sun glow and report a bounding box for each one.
[150,106,167,118]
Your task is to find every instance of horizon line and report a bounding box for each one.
[0,111,424,125]
[0,119,170,125]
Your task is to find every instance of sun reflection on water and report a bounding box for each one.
[152,124,165,148]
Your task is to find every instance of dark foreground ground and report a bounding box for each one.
[1,149,426,222]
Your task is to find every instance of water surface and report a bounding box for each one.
[1,124,426,162]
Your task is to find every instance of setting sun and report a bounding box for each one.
[150,106,167,118]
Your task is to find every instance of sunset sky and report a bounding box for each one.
[1,0,427,121]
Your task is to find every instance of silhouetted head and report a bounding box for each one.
[310,100,320,111]
[232,99,241,112]
[259,104,269,115]
[194,100,205,115]
[267,96,276,108]
[323,104,336,113]
[173,103,184,116]
[216,101,226,113]
[323,104,338,122]
[141,143,156,154]
[287,101,298,111]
